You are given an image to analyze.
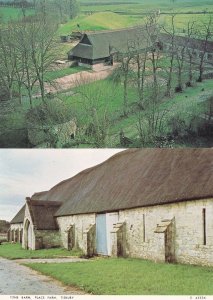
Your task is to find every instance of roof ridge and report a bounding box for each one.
[48,149,128,191]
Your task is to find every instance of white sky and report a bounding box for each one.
[0,149,124,221]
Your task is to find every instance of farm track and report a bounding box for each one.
[43,64,118,95]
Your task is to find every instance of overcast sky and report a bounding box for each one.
[0,149,123,221]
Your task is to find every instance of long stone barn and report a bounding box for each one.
[68,26,154,68]
[67,26,213,69]
[9,148,213,266]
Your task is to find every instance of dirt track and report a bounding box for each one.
[0,257,87,295]
[45,64,117,94]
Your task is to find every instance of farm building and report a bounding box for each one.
[68,26,154,67]
[9,148,213,266]
[68,26,213,68]
[160,33,213,63]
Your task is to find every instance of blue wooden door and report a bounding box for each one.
[96,214,108,255]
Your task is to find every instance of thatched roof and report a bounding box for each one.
[10,205,26,224]
[26,199,61,230]
[160,33,213,53]
[31,191,48,201]
[69,26,153,60]
[32,149,213,217]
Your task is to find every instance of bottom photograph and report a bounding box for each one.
[0,148,213,296]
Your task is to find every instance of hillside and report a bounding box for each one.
[58,12,141,35]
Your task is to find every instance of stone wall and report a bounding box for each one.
[57,214,96,252]
[35,230,62,249]
[83,224,96,257]
[119,198,213,266]
[56,198,213,266]
[22,203,36,250]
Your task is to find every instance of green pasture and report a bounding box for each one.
[0,7,34,22]
[80,0,213,14]
[58,12,141,35]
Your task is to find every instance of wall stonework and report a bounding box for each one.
[56,198,213,266]
[83,224,96,257]
[57,214,96,252]
[119,198,213,266]
[35,230,62,249]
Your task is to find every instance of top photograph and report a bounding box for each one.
[0,0,213,149]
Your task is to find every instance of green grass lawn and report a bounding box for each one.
[26,257,213,295]
[0,243,81,259]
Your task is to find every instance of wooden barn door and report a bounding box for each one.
[96,214,108,255]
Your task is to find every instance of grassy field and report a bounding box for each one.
[58,76,212,147]
[58,12,141,35]
[0,7,34,22]
[80,0,213,14]
[26,257,213,295]
[1,75,212,148]
[0,243,82,259]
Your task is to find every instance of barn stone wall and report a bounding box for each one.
[57,214,96,252]
[35,230,62,249]
[119,198,213,266]
[56,198,213,266]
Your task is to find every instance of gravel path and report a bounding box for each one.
[0,258,87,295]
[14,257,88,264]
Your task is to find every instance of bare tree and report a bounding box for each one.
[136,85,169,146]
[174,41,186,92]
[162,15,176,97]
[119,54,133,117]
[146,14,161,98]
[185,21,197,87]
[111,51,133,117]
[13,16,59,105]
[0,28,17,101]
[130,26,151,110]
[74,78,115,147]
[196,16,213,82]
